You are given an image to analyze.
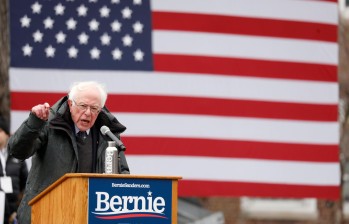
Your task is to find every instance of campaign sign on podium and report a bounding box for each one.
[88,177,172,223]
[29,174,180,223]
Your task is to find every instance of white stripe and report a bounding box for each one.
[127,156,340,185]
[117,113,338,145]
[151,0,338,25]
[10,112,338,145]
[9,68,338,104]
[153,31,338,65]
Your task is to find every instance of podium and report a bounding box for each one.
[29,173,182,224]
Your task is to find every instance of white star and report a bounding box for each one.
[121,7,132,19]
[45,45,56,58]
[66,18,77,30]
[147,191,152,196]
[90,47,101,59]
[89,19,99,31]
[54,3,65,15]
[31,2,42,14]
[33,30,43,42]
[100,33,111,46]
[43,17,54,29]
[111,20,121,32]
[133,49,144,61]
[67,46,78,58]
[20,15,31,28]
[133,21,143,33]
[22,44,33,56]
[77,4,88,17]
[133,0,142,5]
[111,0,120,3]
[112,48,122,60]
[78,32,89,44]
[100,6,110,18]
[122,34,133,47]
[56,31,66,43]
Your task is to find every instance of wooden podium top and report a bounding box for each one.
[29,173,182,206]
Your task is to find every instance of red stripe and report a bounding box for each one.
[96,214,167,220]
[11,92,337,121]
[178,180,340,199]
[11,92,66,110]
[318,0,338,2]
[123,137,339,162]
[152,12,337,42]
[154,54,337,82]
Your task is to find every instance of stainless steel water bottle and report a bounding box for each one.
[104,141,119,174]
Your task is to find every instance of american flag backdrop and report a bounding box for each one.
[9,0,340,199]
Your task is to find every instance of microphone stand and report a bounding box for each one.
[118,150,130,174]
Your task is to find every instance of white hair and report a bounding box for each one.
[68,81,108,107]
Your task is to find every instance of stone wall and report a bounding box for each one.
[0,0,10,123]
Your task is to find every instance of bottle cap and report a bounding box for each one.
[108,141,116,147]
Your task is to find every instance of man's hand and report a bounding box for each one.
[9,212,17,223]
[31,102,50,121]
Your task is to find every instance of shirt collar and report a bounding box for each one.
[74,125,90,135]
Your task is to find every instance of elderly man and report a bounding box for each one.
[8,81,130,224]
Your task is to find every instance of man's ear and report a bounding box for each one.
[68,99,73,108]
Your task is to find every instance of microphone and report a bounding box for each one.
[100,126,126,151]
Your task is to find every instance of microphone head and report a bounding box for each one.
[100,125,110,135]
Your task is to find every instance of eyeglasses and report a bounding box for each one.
[72,99,101,114]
